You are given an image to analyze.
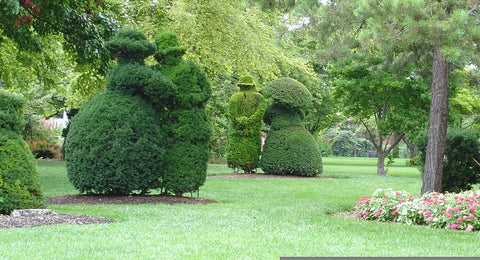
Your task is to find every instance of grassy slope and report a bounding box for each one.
[1,158,479,259]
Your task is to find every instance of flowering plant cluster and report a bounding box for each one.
[353,188,480,232]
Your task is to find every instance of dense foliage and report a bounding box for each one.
[65,30,171,195]
[416,128,480,193]
[226,75,266,173]
[260,78,322,176]
[0,90,43,214]
[154,31,212,196]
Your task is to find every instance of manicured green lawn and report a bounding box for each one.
[2,157,479,259]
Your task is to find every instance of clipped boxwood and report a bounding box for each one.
[226,75,267,173]
[260,105,322,176]
[65,91,166,194]
[65,29,170,195]
[0,90,43,214]
[416,128,480,192]
[260,78,322,176]
[154,31,212,196]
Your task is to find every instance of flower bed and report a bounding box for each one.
[353,188,480,232]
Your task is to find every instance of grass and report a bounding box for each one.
[2,157,480,259]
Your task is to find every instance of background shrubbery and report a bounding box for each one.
[0,90,43,214]
[415,128,480,192]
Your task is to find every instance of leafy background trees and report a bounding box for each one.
[2,0,480,194]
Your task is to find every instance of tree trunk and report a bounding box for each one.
[377,149,387,176]
[402,135,417,158]
[421,46,449,194]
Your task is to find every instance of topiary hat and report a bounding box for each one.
[106,29,156,63]
[237,75,255,89]
[154,32,187,63]
[264,77,312,109]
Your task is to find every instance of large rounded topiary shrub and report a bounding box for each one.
[226,75,266,173]
[65,29,172,195]
[260,78,322,176]
[0,90,43,214]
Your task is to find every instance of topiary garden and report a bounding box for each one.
[260,77,323,176]
[64,29,211,196]
[226,75,266,173]
[0,90,43,214]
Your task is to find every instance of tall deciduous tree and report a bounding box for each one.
[330,53,428,175]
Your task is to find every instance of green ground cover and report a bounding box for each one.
[1,158,479,259]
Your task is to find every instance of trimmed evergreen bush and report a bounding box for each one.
[260,78,322,176]
[0,90,43,214]
[154,31,212,195]
[65,29,172,195]
[416,128,480,192]
[226,75,267,173]
[65,92,166,194]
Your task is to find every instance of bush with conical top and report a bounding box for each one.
[65,29,174,195]
[154,31,212,196]
[226,75,267,173]
[260,77,322,176]
[0,90,43,214]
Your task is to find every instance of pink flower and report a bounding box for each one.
[423,210,432,217]
[466,225,474,233]
[457,217,463,223]
[457,200,463,205]
[446,213,452,218]
[469,213,475,219]
[382,201,388,205]
[375,211,381,217]
[453,207,460,212]
[391,211,398,216]
[447,224,460,230]
[427,217,434,222]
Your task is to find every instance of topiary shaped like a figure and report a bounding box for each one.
[154,31,212,196]
[260,78,322,176]
[65,29,175,195]
[0,90,43,214]
[226,75,266,173]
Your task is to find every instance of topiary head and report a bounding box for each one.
[0,90,26,133]
[106,29,156,64]
[264,77,312,110]
[237,75,255,91]
[154,31,187,65]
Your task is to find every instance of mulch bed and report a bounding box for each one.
[1,195,217,229]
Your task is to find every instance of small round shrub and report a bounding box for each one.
[415,128,480,192]
[0,90,43,214]
[65,92,166,194]
[226,75,267,173]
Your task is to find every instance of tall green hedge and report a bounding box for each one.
[65,29,172,195]
[226,75,266,173]
[154,31,212,195]
[416,128,480,192]
[0,90,43,214]
[260,78,322,176]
